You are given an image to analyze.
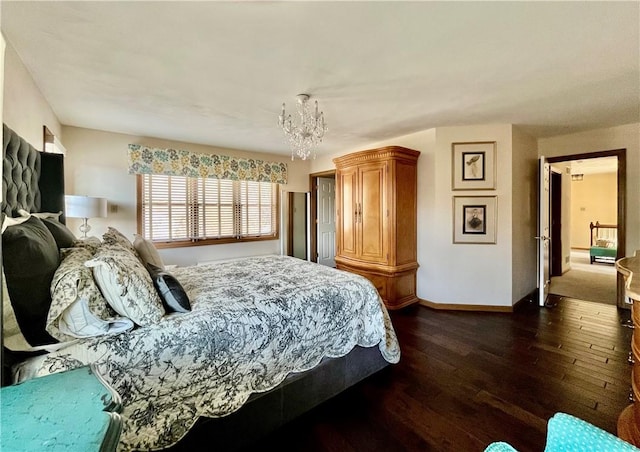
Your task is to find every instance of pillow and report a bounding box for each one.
[41,217,77,249]
[133,234,165,269]
[2,269,33,351]
[146,263,191,313]
[48,247,132,341]
[102,227,139,258]
[18,209,62,221]
[85,242,165,326]
[1,216,59,346]
[1,214,31,233]
[71,236,102,255]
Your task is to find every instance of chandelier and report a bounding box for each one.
[279,94,327,160]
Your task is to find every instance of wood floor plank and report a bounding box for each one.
[230,295,633,452]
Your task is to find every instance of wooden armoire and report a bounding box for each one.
[333,146,420,310]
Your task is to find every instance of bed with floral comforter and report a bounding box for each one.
[13,255,400,451]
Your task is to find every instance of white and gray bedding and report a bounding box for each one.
[1,124,400,451]
[13,255,401,451]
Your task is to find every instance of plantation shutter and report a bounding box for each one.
[238,180,278,237]
[139,174,278,243]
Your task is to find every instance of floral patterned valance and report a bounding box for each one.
[127,144,288,184]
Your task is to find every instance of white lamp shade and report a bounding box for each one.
[65,195,108,219]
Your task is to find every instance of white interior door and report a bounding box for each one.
[537,156,551,306]
[317,177,336,267]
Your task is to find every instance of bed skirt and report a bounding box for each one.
[165,345,390,451]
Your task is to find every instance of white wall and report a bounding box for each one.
[313,124,520,308]
[1,29,5,387]
[511,126,538,304]
[538,123,640,257]
[62,126,311,267]
[432,125,515,306]
[570,172,617,249]
[3,42,60,148]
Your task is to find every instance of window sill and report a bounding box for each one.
[153,235,279,249]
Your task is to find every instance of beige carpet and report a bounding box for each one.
[549,250,617,305]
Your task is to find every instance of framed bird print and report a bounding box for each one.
[451,141,496,190]
[453,195,497,244]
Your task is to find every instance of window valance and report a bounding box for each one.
[127,144,288,184]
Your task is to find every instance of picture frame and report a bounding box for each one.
[453,196,497,244]
[452,141,496,190]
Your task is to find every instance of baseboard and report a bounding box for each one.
[417,289,538,313]
[513,289,539,311]
[418,299,513,313]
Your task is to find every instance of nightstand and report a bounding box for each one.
[0,364,122,451]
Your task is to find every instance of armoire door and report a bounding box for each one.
[359,162,387,263]
[337,166,358,260]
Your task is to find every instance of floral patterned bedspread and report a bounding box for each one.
[13,255,400,451]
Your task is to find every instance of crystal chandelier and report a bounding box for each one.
[279,94,327,160]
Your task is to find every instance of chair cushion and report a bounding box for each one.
[544,412,639,451]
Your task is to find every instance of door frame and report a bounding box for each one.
[550,169,563,277]
[547,148,626,306]
[309,170,336,263]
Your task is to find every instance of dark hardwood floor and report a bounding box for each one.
[245,295,633,452]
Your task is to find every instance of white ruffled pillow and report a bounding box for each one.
[85,242,165,326]
[47,247,133,341]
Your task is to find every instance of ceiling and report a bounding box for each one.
[551,156,618,175]
[2,1,638,158]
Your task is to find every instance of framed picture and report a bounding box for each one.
[452,141,496,190]
[453,196,497,244]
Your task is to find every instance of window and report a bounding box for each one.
[138,174,279,247]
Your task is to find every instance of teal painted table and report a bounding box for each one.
[1,365,122,451]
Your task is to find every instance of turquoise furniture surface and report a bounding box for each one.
[0,365,122,451]
[485,412,639,452]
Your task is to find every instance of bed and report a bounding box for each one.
[1,123,400,451]
[589,221,618,264]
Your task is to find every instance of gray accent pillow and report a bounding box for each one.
[147,263,191,313]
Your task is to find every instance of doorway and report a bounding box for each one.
[309,170,336,266]
[286,192,309,260]
[547,149,626,307]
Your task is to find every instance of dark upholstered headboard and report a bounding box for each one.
[1,124,67,386]
[2,123,66,222]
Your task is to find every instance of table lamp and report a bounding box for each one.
[65,195,108,239]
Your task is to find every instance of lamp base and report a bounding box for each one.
[78,218,91,240]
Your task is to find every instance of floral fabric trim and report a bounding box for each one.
[127,144,288,184]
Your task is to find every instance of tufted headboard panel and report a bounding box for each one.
[2,124,66,222]
[2,123,42,217]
